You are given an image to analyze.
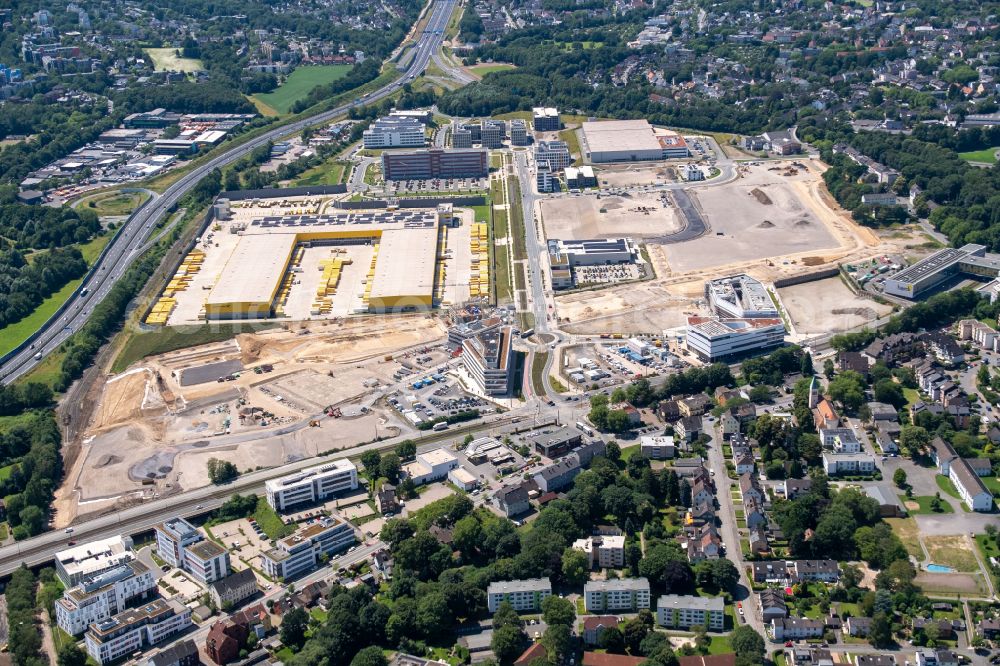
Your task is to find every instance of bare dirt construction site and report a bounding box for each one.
[53,315,446,526]
[554,161,924,337]
[778,277,893,336]
[595,165,677,188]
[540,191,683,240]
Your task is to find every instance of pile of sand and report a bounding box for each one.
[757,220,775,229]
[749,188,772,205]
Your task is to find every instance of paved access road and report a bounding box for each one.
[0,0,457,386]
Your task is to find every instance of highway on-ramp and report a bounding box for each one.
[0,0,457,386]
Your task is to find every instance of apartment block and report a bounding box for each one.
[265,459,358,512]
[259,516,356,580]
[656,594,725,631]
[85,599,192,665]
[154,518,202,569]
[55,561,156,636]
[584,578,651,612]
[487,578,552,613]
[573,535,626,568]
[822,452,876,475]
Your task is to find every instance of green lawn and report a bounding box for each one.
[111,323,277,373]
[253,65,352,114]
[78,234,113,265]
[903,387,921,407]
[470,63,516,76]
[981,475,1000,497]
[293,160,349,186]
[935,474,962,500]
[902,494,954,514]
[253,498,295,540]
[78,190,149,217]
[958,147,999,164]
[559,127,583,166]
[886,516,922,558]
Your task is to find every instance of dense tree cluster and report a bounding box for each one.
[1,411,63,539]
[7,565,44,666]
[0,246,89,330]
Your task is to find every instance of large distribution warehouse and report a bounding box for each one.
[579,119,689,163]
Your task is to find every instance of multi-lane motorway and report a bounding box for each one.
[0,0,457,386]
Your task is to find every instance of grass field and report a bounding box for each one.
[78,190,149,217]
[292,159,349,186]
[886,517,922,558]
[531,352,549,397]
[903,387,921,407]
[111,323,277,373]
[253,65,352,115]
[144,48,204,73]
[958,147,999,164]
[924,535,980,572]
[469,63,516,76]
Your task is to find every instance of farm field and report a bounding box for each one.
[144,48,204,73]
[253,65,352,114]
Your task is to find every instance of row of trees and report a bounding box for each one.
[0,246,89,330]
[1,412,63,540]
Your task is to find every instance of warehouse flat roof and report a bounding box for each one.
[369,226,438,304]
[581,119,662,154]
[207,233,297,308]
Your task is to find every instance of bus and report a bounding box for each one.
[520,328,534,338]
[576,421,594,437]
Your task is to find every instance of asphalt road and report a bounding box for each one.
[0,0,457,386]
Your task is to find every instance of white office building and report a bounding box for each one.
[362,116,427,149]
[584,578,651,612]
[641,435,676,460]
[265,459,359,512]
[85,599,192,665]
[487,578,552,612]
[55,561,156,636]
[56,536,136,587]
[259,516,356,580]
[706,274,779,319]
[535,141,572,170]
[685,317,785,361]
[656,594,725,630]
[402,448,459,485]
[154,517,231,584]
[462,325,514,396]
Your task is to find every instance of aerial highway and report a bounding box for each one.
[0,0,457,386]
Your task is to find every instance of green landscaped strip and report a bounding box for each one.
[558,127,583,166]
[958,147,999,164]
[903,387,920,407]
[253,499,295,540]
[0,278,83,357]
[935,474,962,500]
[254,65,353,114]
[531,352,549,398]
[293,160,349,186]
